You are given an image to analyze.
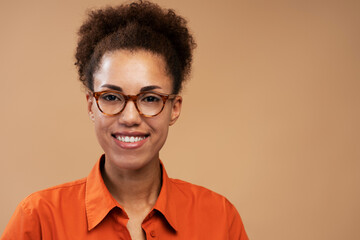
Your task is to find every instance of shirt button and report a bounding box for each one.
[150,230,156,238]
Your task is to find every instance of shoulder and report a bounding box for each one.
[168,177,237,213]
[166,178,249,239]
[20,177,87,213]
[169,178,224,198]
[1,178,88,239]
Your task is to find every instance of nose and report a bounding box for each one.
[118,99,142,126]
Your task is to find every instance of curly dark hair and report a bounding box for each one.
[75,0,196,94]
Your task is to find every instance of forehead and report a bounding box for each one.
[93,50,172,93]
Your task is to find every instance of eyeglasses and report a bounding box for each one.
[92,90,177,117]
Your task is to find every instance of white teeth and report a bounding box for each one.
[116,135,146,143]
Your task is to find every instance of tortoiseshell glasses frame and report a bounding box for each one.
[92,90,177,117]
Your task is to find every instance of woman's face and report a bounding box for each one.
[87,50,182,171]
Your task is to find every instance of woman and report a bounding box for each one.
[2,1,248,239]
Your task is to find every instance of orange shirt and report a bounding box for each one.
[2,156,248,240]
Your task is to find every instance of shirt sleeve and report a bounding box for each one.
[1,199,42,240]
[226,199,249,240]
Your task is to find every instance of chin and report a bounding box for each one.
[105,152,158,171]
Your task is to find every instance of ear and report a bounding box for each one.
[169,96,182,126]
[86,92,95,122]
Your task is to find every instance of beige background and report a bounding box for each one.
[1,0,359,239]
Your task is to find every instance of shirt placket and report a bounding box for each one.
[142,211,159,240]
[112,208,132,240]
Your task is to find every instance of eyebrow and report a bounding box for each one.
[100,84,162,93]
[100,84,123,92]
[140,85,162,92]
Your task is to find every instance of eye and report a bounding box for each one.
[142,95,161,103]
[100,93,122,102]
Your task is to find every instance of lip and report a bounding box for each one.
[111,131,149,149]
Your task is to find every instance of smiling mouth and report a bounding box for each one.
[112,134,149,143]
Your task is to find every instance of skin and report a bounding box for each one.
[86,49,182,240]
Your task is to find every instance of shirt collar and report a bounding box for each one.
[85,155,118,231]
[153,160,178,231]
[85,155,178,232]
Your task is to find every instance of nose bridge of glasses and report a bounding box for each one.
[127,94,138,102]
[122,94,141,113]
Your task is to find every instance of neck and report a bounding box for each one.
[101,157,162,210]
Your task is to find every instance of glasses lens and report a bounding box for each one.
[98,92,125,115]
[138,92,164,116]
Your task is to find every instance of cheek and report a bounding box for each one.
[150,121,170,152]
[93,114,112,138]
[148,111,172,137]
